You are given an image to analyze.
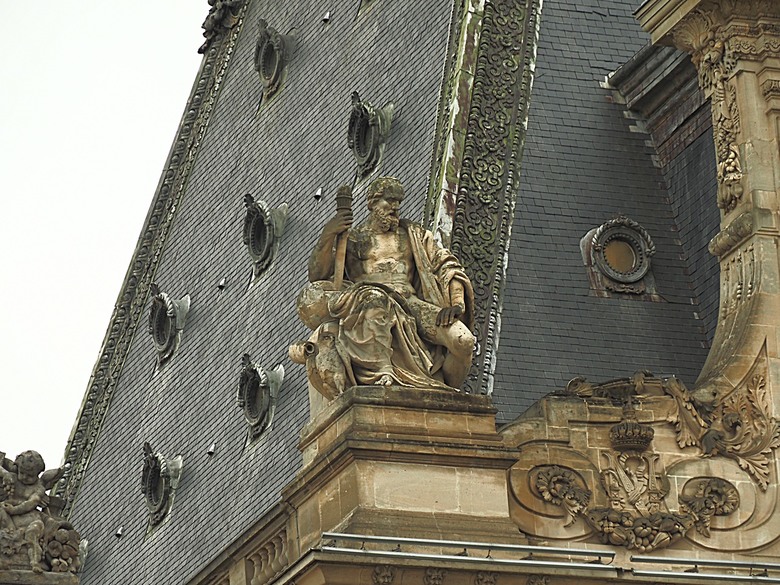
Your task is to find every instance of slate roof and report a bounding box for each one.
[65,0,722,582]
[492,0,718,420]
[68,0,456,583]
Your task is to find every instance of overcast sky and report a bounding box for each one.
[1,3,208,468]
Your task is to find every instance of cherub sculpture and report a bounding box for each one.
[0,451,82,573]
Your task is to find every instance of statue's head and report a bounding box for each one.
[15,451,45,485]
[366,177,404,208]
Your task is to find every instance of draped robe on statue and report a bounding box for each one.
[298,219,474,392]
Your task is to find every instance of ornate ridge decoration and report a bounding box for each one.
[708,211,752,257]
[199,0,243,54]
[141,442,183,528]
[424,0,470,232]
[348,91,395,177]
[680,477,739,537]
[56,1,250,516]
[450,0,541,395]
[242,194,288,279]
[254,19,292,98]
[672,7,743,212]
[148,283,191,367]
[237,354,284,440]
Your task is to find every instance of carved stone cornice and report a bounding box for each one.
[449,0,541,395]
[55,1,250,516]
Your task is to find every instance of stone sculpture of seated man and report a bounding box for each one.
[294,176,475,398]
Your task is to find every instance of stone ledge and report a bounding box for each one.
[0,571,79,585]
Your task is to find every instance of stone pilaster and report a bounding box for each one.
[638,0,780,419]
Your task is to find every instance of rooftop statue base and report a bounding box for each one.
[282,385,523,556]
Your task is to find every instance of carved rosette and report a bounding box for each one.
[680,477,740,537]
[348,92,394,177]
[237,355,284,439]
[531,465,591,527]
[372,565,396,585]
[141,442,182,527]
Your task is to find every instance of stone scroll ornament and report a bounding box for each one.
[290,177,476,398]
[0,451,84,573]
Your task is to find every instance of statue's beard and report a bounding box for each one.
[372,210,400,232]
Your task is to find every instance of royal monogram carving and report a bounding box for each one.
[474,572,498,585]
[56,1,249,515]
[450,0,540,394]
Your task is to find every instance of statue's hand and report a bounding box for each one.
[436,304,464,327]
[322,209,353,239]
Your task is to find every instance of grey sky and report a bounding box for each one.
[1,3,208,468]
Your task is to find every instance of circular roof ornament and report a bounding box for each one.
[591,216,655,285]
[348,91,395,176]
[237,355,284,440]
[242,195,288,280]
[141,443,182,527]
[254,19,290,98]
[148,284,190,366]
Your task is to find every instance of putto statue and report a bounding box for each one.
[293,177,475,398]
[0,450,83,574]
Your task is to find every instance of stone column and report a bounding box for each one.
[638,1,780,411]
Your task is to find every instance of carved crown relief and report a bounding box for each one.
[581,216,657,296]
[348,92,395,177]
[242,194,288,280]
[148,283,190,367]
[506,366,779,552]
[237,354,284,440]
[141,442,183,528]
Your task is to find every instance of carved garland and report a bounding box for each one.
[55,1,250,515]
[450,0,541,395]
[672,8,744,212]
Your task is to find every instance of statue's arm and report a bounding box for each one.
[3,491,44,515]
[308,209,353,282]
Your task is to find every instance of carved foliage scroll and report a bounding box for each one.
[672,8,743,212]
[450,0,540,394]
